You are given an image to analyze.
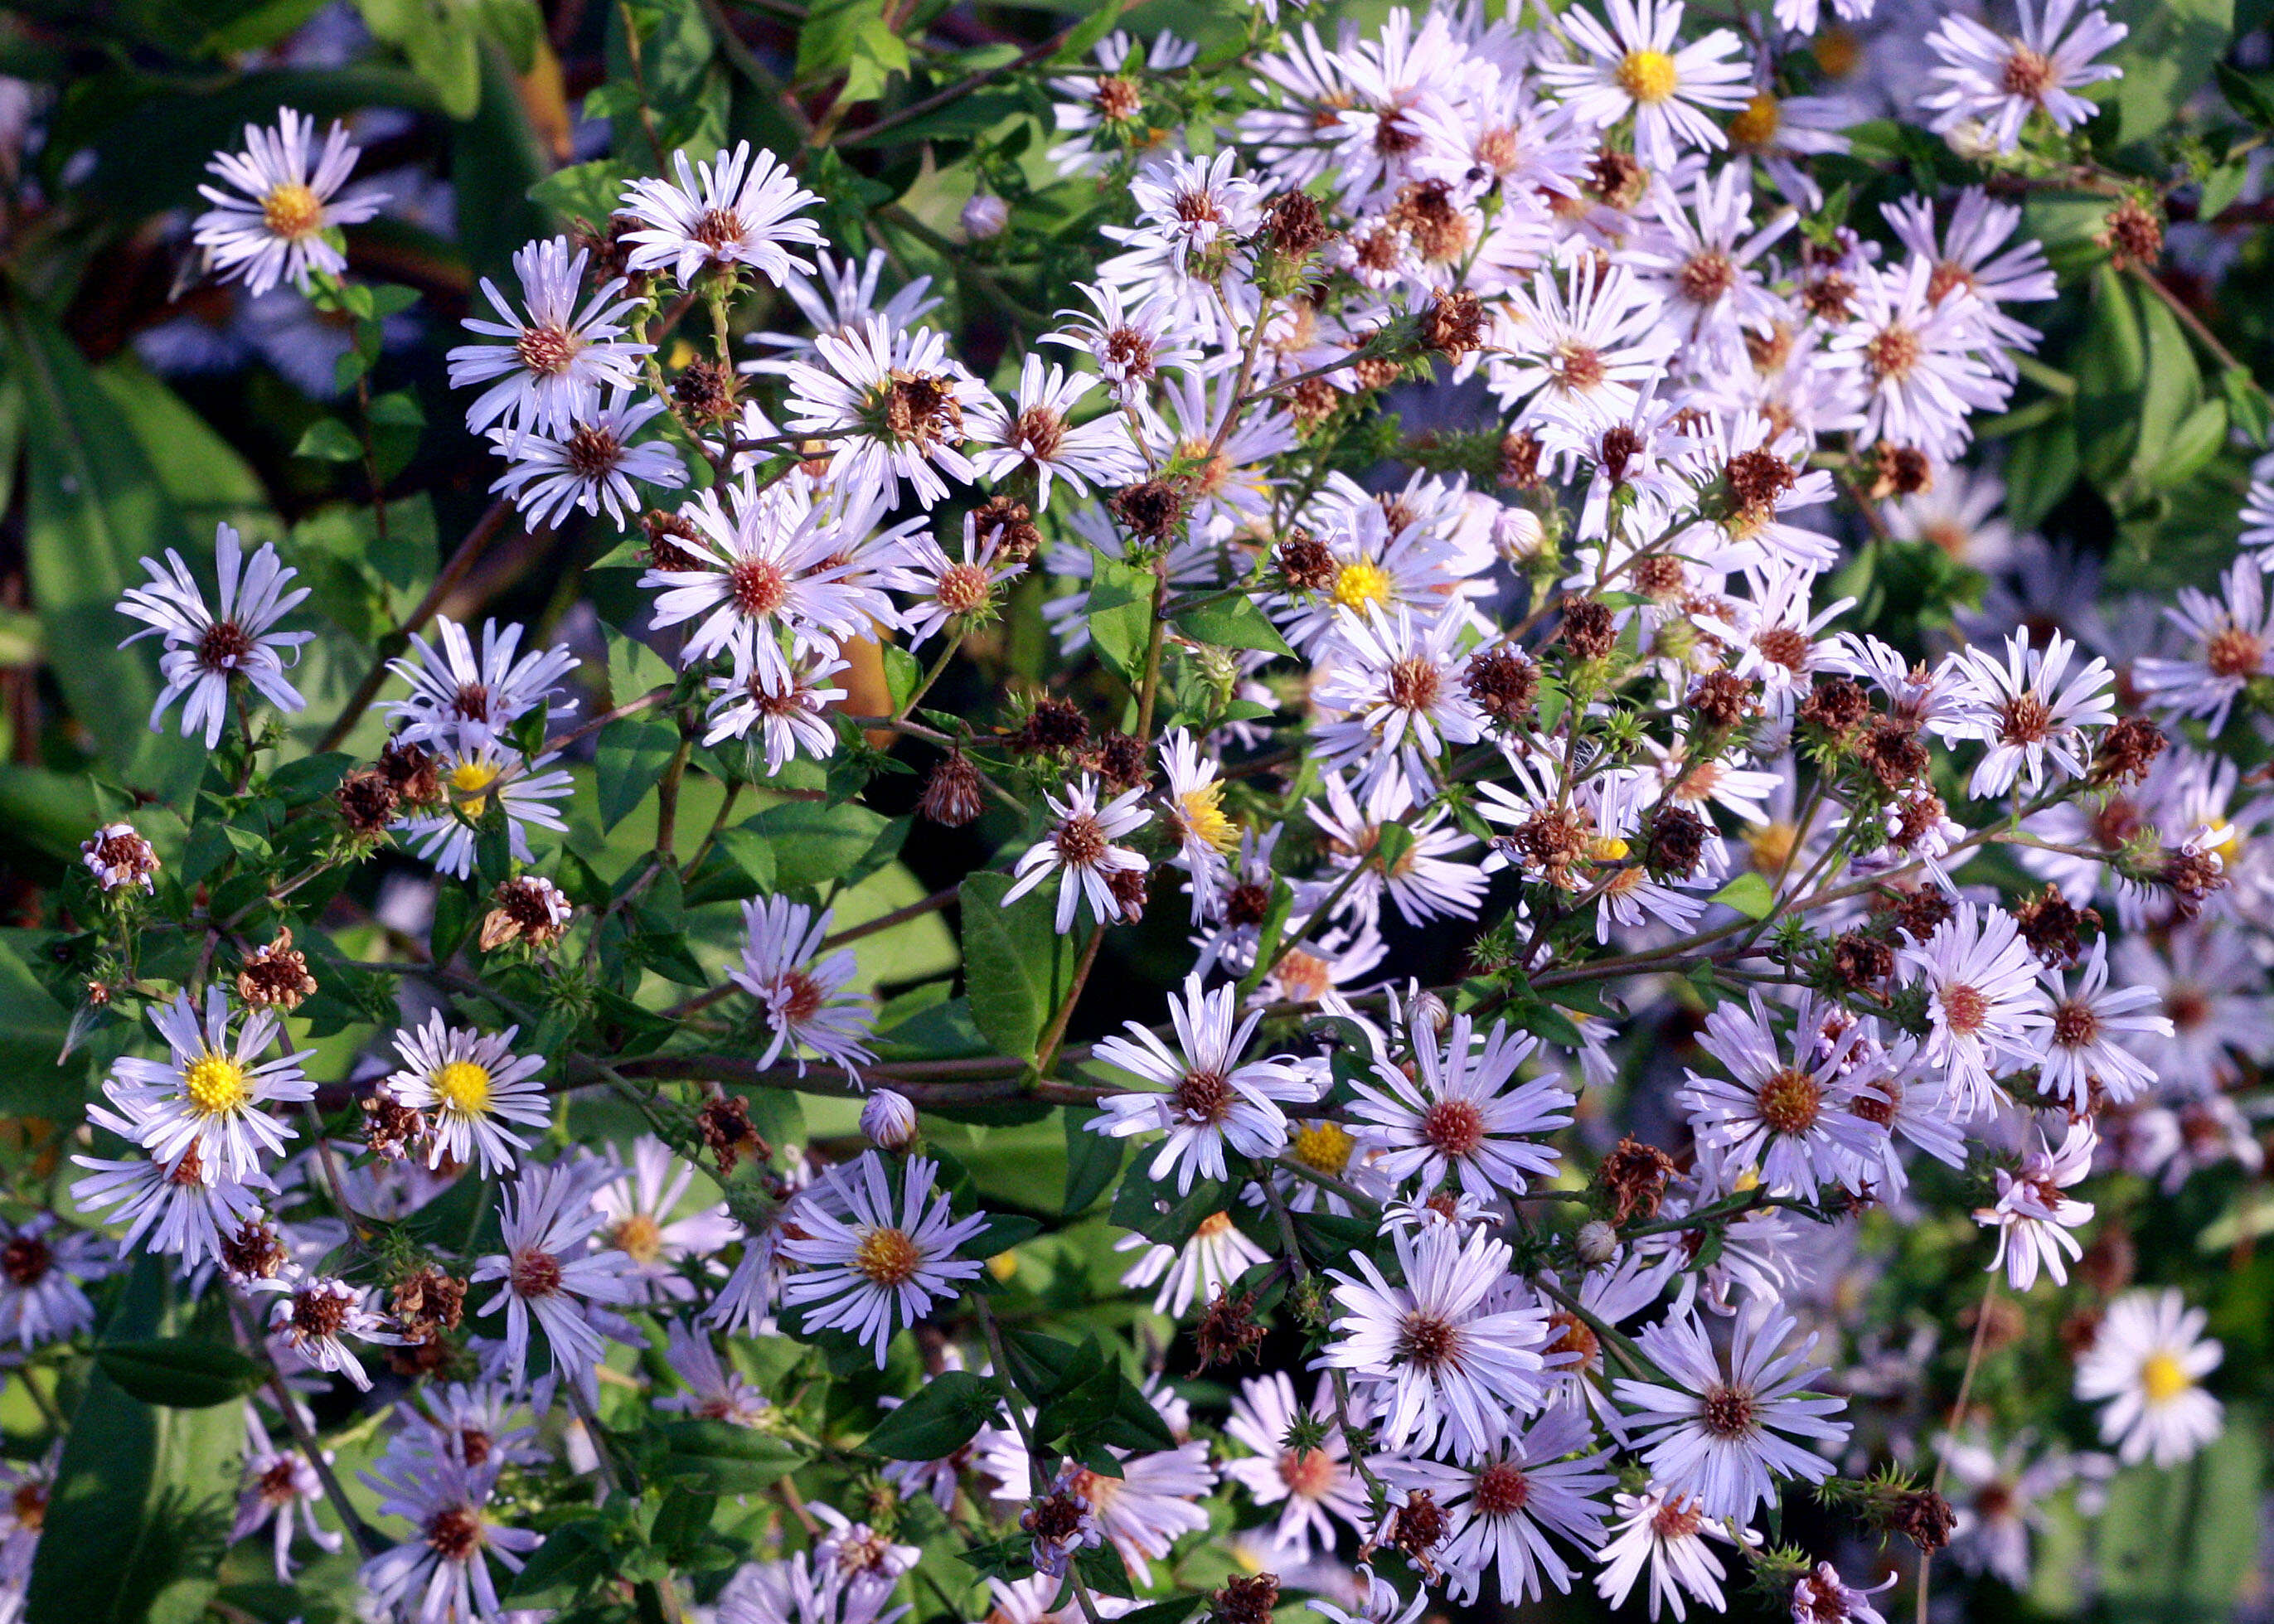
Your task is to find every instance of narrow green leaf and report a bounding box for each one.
[95,1340,264,1409]
[596,716,680,833]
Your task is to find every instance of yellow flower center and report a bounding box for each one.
[2210,823,2244,869]
[1731,1166,1762,1194]
[182,1051,251,1116]
[2141,1350,2193,1403]
[1588,836,1631,862]
[612,1213,664,1263]
[986,1251,1020,1282]
[1747,821,1798,874]
[261,181,324,240]
[450,761,502,819]
[1290,1120,1355,1176]
[1178,783,1240,854]
[852,1226,923,1287]
[1616,49,1680,104]
[1331,559,1393,610]
[1728,92,1781,148]
[1815,25,1860,80]
[432,1059,493,1115]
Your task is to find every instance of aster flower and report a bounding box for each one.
[470,1160,636,1405]
[2036,938,2170,1106]
[1003,773,1152,933]
[1489,257,1675,428]
[489,387,685,529]
[1626,167,1796,367]
[1921,0,2126,154]
[1941,1431,2073,1590]
[80,822,160,894]
[1676,993,1892,1199]
[746,248,943,374]
[384,616,579,753]
[1828,257,2012,463]
[2074,1287,2223,1467]
[70,1103,269,1269]
[1789,1563,1894,1624]
[777,1152,988,1366]
[657,1318,772,1426]
[1221,1373,1370,1558]
[1383,1405,1616,1606]
[1942,628,2116,799]
[701,647,848,767]
[1538,0,1753,170]
[193,109,385,296]
[1616,1309,1850,1519]
[232,1408,342,1582]
[619,141,826,286]
[1321,1219,1554,1462]
[447,235,652,434]
[730,895,875,1079]
[2133,560,2274,734]
[100,987,312,1184]
[1089,972,1319,1193]
[117,522,313,749]
[1895,901,2051,1114]
[1300,769,1486,931]
[1974,1119,2096,1292]
[381,1013,551,1176]
[358,1456,541,1624]
[643,478,905,683]
[391,742,575,881]
[1041,281,1203,406]
[590,1136,735,1305]
[1348,1011,1573,1200]
[0,1214,108,1349]
[256,1271,405,1391]
[891,511,1024,652]
[1115,1211,1273,1319]
[1157,727,1239,923]
[1312,604,1487,799]
[783,317,997,510]
[1592,1486,1738,1622]
[969,355,1146,510]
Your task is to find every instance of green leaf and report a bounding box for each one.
[8,307,202,787]
[1085,550,1156,686]
[2201,159,2250,223]
[502,1518,618,1604]
[2223,366,2272,448]
[0,938,82,1117]
[2002,411,2079,532]
[293,419,364,463]
[527,158,637,221]
[358,0,482,118]
[657,1419,803,1494]
[2219,60,2274,127]
[2107,0,2233,143]
[1711,872,1777,920]
[960,870,1045,1060]
[596,716,681,833]
[1054,0,1131,63]
[863,1371,1003,1460]
[25,1260,241,1624]
[1062,1108,1122,1214]
[1172,594,1293,657]
[2151,399,2228,489]
[748,801,894,890]
[682,826,777,905]
[1108,1157,1234,1247]
[94,1340,264,1409]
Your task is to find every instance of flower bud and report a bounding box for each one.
[961,193,1009,240]
[861,1088,919,1150]
[1406,989,1450,1036]
[1575,1219,1619,1266]
[1491,506,1545,563]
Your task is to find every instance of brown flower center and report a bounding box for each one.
[515,324,581,376]
[728,557,790,618]
[196,619,256,673]
[509,1248,563,1299]
[1757,1066,1823,1135]
[425,1505,484,1560]
[1679,251,1736,304]
[0,1235,49,1287]
[2052,1001,2099,1048]
[1866,325,1921,382]
[1700,1384,1756,1437]
[1472,1460,1532,1518]
[1397,1311,1459,1369]
[1054,812,1108,869]
[1174,1069,1234,1126]
[1942,984,1989,1036]
[2001,45,2054,98]
[1419,1097,1487,1158]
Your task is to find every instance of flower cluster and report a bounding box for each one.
[12,0,2274,1622]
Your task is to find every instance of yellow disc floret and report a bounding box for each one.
[450,760,502,819]
[183,1051,251,1116]
[261,182,324,240]
[433,1059,494,1115]
[1728,92,1781,148]
[852,1226,922,1287]
[1616,49,1680,104]
[2141,1350,2193,1403]
[1178,783,1241,854]
[1331,559,1394,610]
[1290,1120,1355,1176]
